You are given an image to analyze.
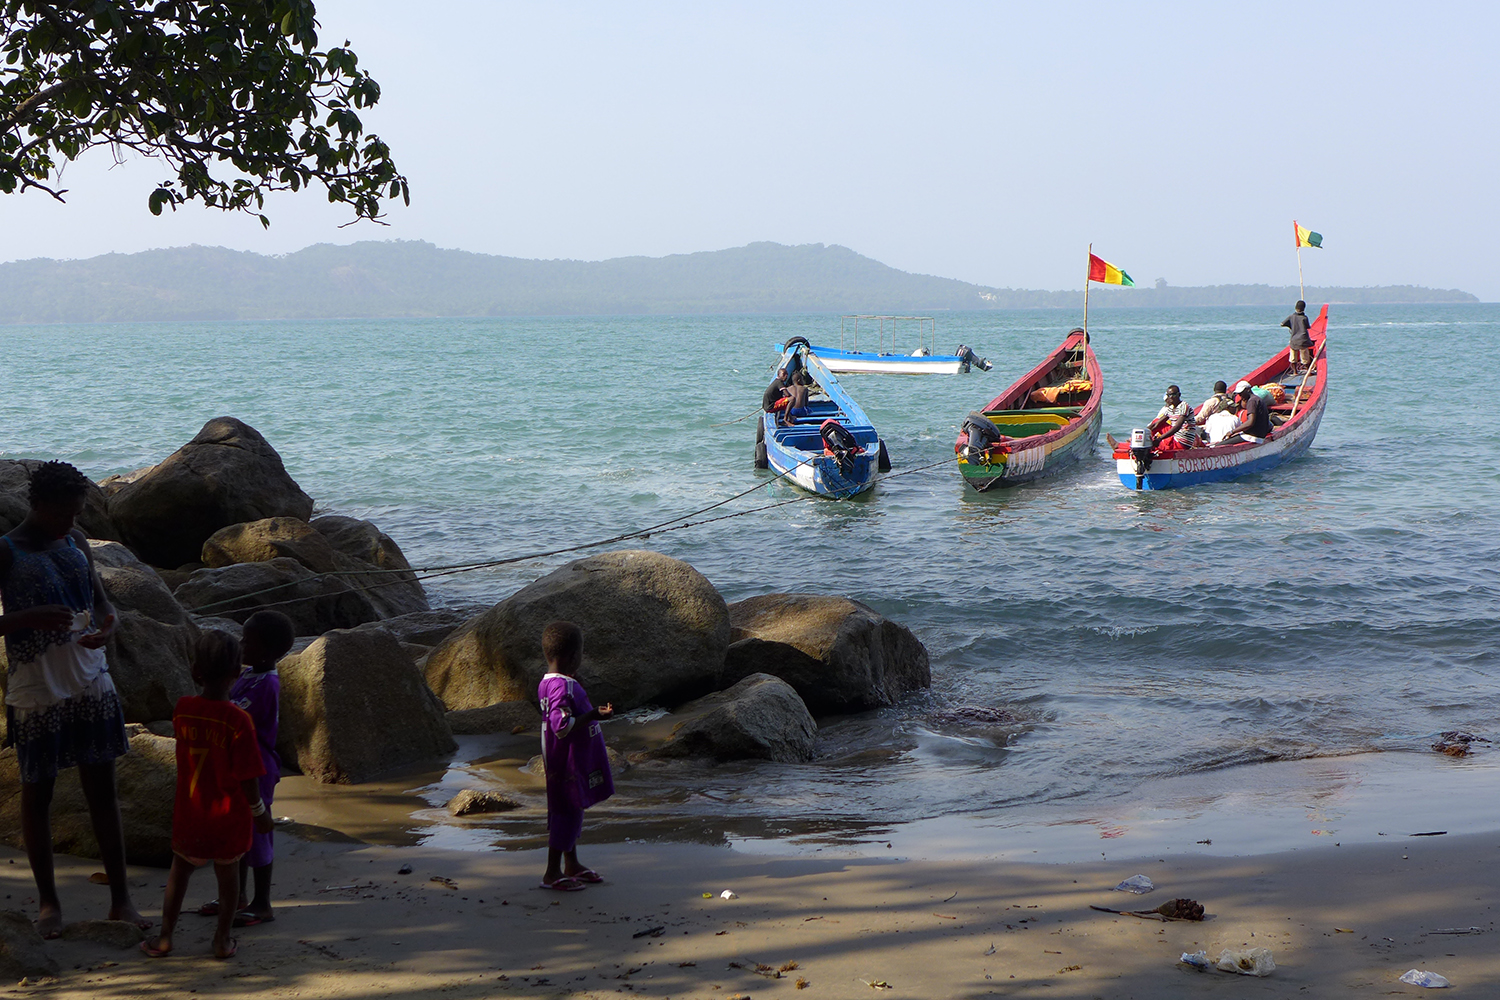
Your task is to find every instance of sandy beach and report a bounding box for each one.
[6,820,1496,999]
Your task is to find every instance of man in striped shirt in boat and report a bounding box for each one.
[1149,386,1198,452]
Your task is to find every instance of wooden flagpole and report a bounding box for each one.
[1294,220,1305,302]
[1084,243,1091,337]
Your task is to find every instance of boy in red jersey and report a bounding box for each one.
[141,631,272,960]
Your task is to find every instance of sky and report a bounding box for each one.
[2,1,1497,297]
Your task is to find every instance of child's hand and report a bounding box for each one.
[77,612,116,649]
[596,703,614,720]
[254,812,274,834]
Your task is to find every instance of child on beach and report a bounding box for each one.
[196,610,294,926]
[143,630,273,960]
[538,620,614,891]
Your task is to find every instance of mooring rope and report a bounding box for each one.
[185,451,958,617]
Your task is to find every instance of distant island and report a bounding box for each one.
[0,240,1480,324]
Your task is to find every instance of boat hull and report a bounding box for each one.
[777,343,969,375]
[1113,305,1330,491]
[962,407,1102,491]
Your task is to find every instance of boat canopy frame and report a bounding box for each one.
[839,315,936,355]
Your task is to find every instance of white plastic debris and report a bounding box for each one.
[1399,970,1452,988]
[1113,874,1155,894]
[1216,947,1276,977]
[719,889,738,900]
[1179,951,1210,969]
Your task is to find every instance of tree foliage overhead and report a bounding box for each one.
[0,0,408,226]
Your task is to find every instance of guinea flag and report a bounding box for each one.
[1088,253,1133,286]
[1295,221,1323,248]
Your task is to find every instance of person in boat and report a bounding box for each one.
[1148,385,1197,452]
[1282,300,1314,374]
[1195,381,1234,423]
[762,368,789,414]
[1231,380,1273,443]
[779,378,811,426]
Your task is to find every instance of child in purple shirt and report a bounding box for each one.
[195,610,294,925]
[538,620,614,891]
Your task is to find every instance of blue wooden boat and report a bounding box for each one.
[1112,305,1329,490]
[756,343,883,498]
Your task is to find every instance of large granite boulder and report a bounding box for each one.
[351,607,483,648]
[173,558,382,636]
[278,629,455,783]
[0,730,177,867]
[0,544,195,730]
[0,459,118,540]
[720,594,931,714]
[311,515,429,618]
[424,550,730,713]
[652,673,816,763]
[107,417,314,568]
[202,516,428,621]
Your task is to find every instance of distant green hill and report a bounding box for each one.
[0,240,1478,323]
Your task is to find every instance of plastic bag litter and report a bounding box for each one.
[1113,875,1155,894]
[1217,947,1276,977]
[1179,951,1211,970]
[1399,970,1451,988]
[720,889,739,900]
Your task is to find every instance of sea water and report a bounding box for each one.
[4,305,1497,853]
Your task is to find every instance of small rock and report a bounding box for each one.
[0,910,60,980]
[59,919,147,948]
[446,789,521,817]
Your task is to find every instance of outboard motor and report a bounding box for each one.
[819,419,860,476]
[961,411,1005,462]
[955,344,993,373]
[1128,427,1153,489]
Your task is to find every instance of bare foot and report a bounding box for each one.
[109,903,154,931]
[36,903,63,940]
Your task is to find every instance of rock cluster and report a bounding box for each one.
[425,552,929,766]
[0,417,934,866]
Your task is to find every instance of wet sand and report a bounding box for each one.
[7,825,1498,998]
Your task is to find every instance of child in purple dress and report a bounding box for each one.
[195,610,294,925]
[537,620,614,891]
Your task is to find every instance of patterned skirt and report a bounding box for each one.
[5,674,129,784]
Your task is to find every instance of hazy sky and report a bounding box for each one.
[3,2,1496,297]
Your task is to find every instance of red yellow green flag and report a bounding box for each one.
[1087,253,1133,286]
[1294,221,1323,248]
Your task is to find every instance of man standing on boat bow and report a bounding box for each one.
[1282,300,1314,374]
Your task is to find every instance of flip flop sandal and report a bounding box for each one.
[195,901,222,917]
[538,877,587,892]
[232,912,266,928]
[571,869,604,883]
[139,940,171,958]
[215,937,238,961]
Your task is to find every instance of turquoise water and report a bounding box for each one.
[4,305,1498,841]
